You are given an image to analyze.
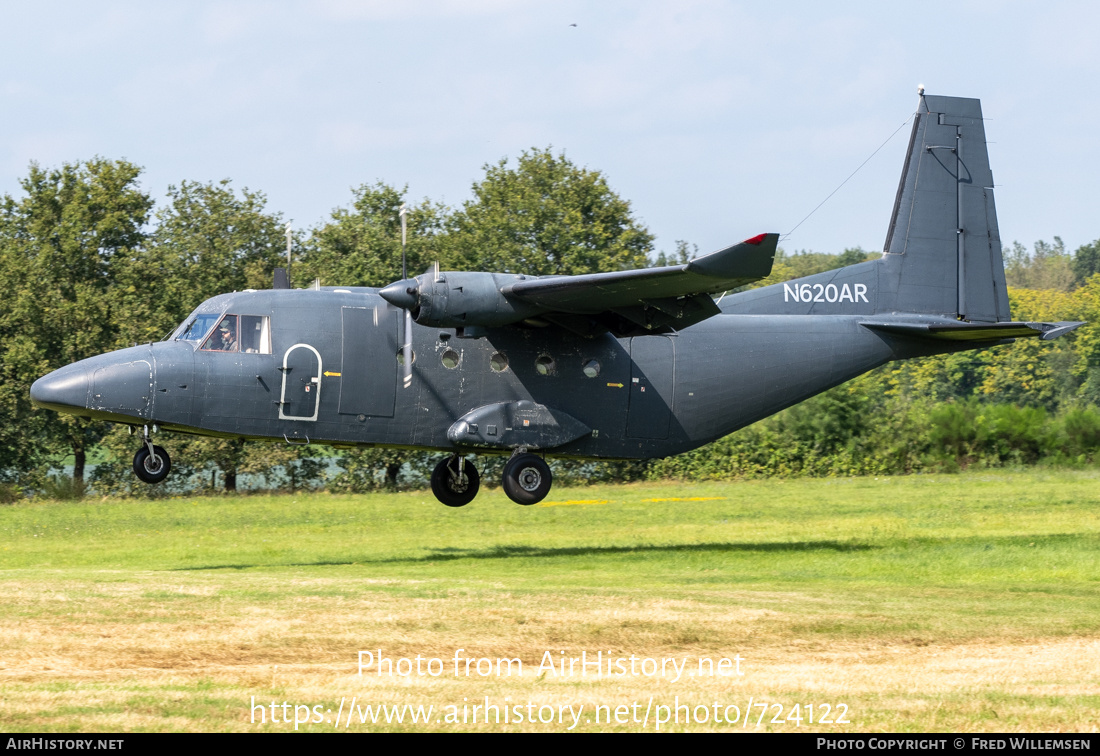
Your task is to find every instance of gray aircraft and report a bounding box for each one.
[30,94,1082,506]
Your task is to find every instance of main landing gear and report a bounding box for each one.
[429,451,552,507]
[502,453,552,506]
[132,426,171,484]
[430,455,480,507]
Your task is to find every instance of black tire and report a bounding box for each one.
[502,453,552,505]
[430,456,480,507]
[133,445,171,484]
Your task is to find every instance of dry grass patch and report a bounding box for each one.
[3,572,1099,731]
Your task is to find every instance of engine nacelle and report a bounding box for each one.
[381,271,546,328]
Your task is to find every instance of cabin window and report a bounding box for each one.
[535,354,556,375]
[200,314,271,354]
[239,315,272,354]
[441,348,461,369]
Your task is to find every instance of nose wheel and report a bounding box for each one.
[133,444,171,484]
[430,455,480,507]
[502,453,552,505]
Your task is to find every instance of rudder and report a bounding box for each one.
[878,94,1010,322]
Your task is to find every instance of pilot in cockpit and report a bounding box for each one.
[208,317,238,352]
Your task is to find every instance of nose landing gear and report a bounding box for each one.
[132,426,171,484]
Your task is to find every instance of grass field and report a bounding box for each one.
[1,469,1098,732]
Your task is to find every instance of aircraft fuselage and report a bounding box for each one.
[32,286,924,461]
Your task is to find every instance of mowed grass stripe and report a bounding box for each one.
[1,469,1099,731]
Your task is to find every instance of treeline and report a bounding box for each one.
[2,152,1100,498]
[0,150,652,498]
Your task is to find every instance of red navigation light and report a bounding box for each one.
[742,233,768,246]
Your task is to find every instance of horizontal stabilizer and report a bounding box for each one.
[862,320,1084,342]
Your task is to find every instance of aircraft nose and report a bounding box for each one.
[30,365,90,413]
[380,279,419,310]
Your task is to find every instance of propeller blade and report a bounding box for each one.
[397,203,414,389]
[399,203,408,279]
[402,310,413,389]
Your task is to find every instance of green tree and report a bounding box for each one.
[446,147,654,275]
[835,246,878,267]
[299,182,450,288]
[0,159,152,484]
[1004,238,1075,292]
[114,180,288,345]
[1072,239,1100,287]
[653,240,697,267]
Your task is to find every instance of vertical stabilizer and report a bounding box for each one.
[879,94,1009,322]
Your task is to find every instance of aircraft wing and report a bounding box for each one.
[380,233,778,337]
[503,232,778,335]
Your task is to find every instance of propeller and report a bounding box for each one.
[399,204,412,389]
[386,207,445,387]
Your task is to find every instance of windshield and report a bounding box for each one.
[174,313,221,344]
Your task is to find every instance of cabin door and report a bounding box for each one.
[626,336,674,439]
[337,305,398,418]
[279,344,322,421]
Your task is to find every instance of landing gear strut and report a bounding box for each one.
[133,427,171,484]
[502,452,552,505]
[430,455,480,507]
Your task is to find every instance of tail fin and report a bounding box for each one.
[879,94,1009,322]
[723,92,1082,342]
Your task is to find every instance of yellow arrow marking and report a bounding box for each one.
[606,382,624,388]
[323,371,342,377]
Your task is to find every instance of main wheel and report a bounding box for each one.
[502,453,552,505]
[133,445,171,484]
[430,456,480,507]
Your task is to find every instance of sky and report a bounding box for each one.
[2,0,1098,262]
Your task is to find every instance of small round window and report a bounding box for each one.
[396,348,415,366]
[489,352,509,372]
[441,348,461,369]
[582,359,600,378]
[535,354,556,375]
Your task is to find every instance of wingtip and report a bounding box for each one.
[742,232,780,246]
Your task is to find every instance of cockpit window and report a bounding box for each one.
[202,316,240,352]
[200,314,271,354]
[175,314,220,344]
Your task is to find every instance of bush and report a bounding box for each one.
[40,474,85,501]
[923,400,1048,468]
